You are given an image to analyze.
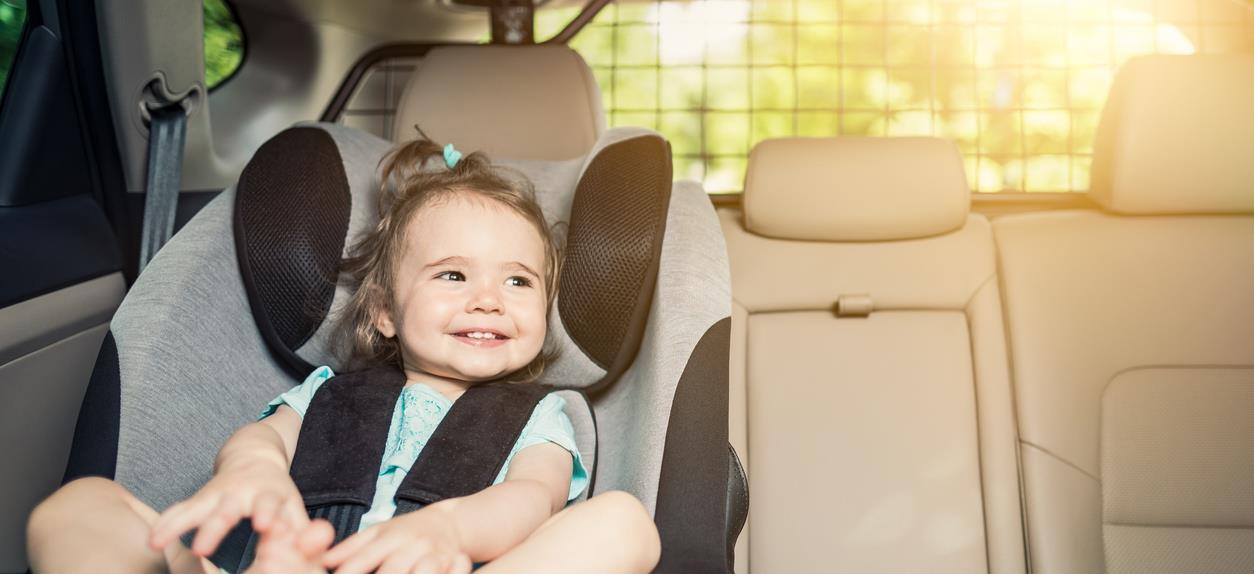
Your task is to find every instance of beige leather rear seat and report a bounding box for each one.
[723,137,1025,573]
[993,54,1254,574]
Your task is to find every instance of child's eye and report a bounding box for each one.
[436,271,465,282]
[506,276,532,288]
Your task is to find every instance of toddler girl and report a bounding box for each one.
[27,134,661,574]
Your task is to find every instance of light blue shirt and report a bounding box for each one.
[261,366,589,531]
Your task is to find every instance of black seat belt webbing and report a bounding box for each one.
[138,104,188,273]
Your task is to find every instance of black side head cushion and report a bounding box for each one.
[559,134,673,392]
[234,127,352,379]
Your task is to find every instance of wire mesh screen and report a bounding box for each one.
[539,0,1254,193]
[338,58,422,142]
[335,1,1254,194]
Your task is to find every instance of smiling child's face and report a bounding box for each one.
[375,192,549,383]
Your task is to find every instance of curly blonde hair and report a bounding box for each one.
[336,130,561,383]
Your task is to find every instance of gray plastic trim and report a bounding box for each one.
[0,273,124,366]
[0,324,111,572]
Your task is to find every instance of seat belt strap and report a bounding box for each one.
[138,104,188,273]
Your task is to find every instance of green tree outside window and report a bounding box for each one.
[204,0,243,89]
[0,0,27,97]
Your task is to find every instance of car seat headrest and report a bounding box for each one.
[743,137,970,242]
[391,45,606,161]
[1089,54,1254,215]
[234,123,671,391]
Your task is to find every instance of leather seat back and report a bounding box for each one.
[993,54,1254,574]
[723,137,1025,573]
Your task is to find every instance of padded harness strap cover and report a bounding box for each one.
[232,366,552,570]
[396,381,552,511]
[291,365,552,528]
[289,365,405,507]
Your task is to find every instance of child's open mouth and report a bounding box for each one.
[450,330,510,348]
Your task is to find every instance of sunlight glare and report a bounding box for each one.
[659,1,751,64]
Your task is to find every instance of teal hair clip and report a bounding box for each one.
[443,143,462,169]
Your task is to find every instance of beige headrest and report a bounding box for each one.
[1090,54,1254,214]
[392,45,606,160]
[743,137,970,241]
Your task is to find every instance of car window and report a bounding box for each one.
[0,0,27,100]
[204,0,243,90]
[332,1,1253,195]
[540,0,1254,194]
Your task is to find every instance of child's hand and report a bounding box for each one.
[323,508,473,574]
[149,457,307,557]
[243,517,335,574]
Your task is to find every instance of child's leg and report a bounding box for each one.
[478,490,661,574]
[27,477,217,574]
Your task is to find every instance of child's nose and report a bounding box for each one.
[467,284,504,314]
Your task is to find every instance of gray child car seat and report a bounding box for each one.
[63,122,748,572]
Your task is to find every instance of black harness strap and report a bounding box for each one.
[395,382,552,514]
[290,365,406,508]
[229,367,553,572]
[228,366,406,570]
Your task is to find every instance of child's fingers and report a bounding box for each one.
[263,516,293,546]
[446,553,473,574]
[255,521,297,564]
[281,495,311,530]
[246,533,323,574]
[251,492,282,532]
[150,497,215,548]
[411,553,449,574]
[190,496,244,556]
[148,501,188,547]
[295,519,335,560]
[321,527,377,566]
[332,535,411,574]
[376,544,429,574]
